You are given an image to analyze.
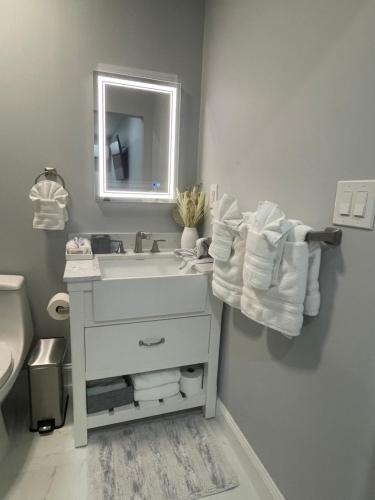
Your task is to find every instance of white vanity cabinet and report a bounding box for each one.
[66,270,222,448]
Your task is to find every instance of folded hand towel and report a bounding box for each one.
[212,228,245,309]
[241,222,321,337]
[131,368,181,391]
[209,194,242,262]
[243,201,294,290]
[29,180,69,230]
[175,237,212,260]
[134,382,180,402]
[287,224,321,317]
[178,255,213,274]
[66,237,92,254]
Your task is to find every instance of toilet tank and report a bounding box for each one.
[0,275,34,368]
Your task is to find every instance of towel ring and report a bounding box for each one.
[34,167,66,188]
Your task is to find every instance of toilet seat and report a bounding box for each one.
[0,342,13,389]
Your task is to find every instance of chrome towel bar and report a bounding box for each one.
[305,227,342,246]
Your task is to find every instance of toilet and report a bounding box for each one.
[0,275,34,460]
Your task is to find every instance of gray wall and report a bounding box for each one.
[199,1,375,499]
[0,0,204,345]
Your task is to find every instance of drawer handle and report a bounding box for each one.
[139,337,165,347]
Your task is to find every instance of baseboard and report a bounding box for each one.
[216,399,285,500]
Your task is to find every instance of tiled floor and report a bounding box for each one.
[0,391,260,500]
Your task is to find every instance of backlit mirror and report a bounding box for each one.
[94,72,180,202]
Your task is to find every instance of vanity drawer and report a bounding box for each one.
[85,316,211,380]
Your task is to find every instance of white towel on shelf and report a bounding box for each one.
[212,226,246,310]
[134,382,180,402]
[131,368,181,391]
[209,194,242,262]
[243,201,294,290]
[241,223,321,338]
[29,180,69,230]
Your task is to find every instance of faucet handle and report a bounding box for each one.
[150,239,166,253]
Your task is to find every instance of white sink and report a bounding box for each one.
[98,253,192,279]
[93,252,208,322]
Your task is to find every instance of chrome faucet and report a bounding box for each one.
[134,232,152,253]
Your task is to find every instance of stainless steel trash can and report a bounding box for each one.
[28,337,68,434]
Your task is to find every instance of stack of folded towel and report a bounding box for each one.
[175,237,214,274]
[209,194,244,309]
[131,368,181,402]
[66,237,92,255]
[29,180,69,230]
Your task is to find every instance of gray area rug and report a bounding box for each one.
[88,413,239,500]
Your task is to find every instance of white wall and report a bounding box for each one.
[0,0,204,347]
[199,1,375,499]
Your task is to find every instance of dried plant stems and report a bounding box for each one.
[174,185,205,228]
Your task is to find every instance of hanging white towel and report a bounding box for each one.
[212,225,246,310]
[243,201,294,290]
[241,222,321,337]
[209,194,242,262]
[134,382,180,402]
[131,368,181,391]
[29,180,69,230]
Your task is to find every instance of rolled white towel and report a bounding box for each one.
[134,382,180,402]
[131,368,181,391]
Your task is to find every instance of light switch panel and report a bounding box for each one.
[339,191,353,215]
[209,184,218,208]
[333,180,375,229]
[353,191,368,217]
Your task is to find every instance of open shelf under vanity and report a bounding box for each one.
[87,390,206,429]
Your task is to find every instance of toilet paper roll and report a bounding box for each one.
[47,293,70,321]
[180,365,203,396]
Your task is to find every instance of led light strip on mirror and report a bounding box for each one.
[97,73,179,201]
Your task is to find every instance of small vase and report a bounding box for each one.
[181,227,199,249]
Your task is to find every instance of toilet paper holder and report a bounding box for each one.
[56,305,69,313]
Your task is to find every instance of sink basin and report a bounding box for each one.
[93,252,208,322]
[98,253,192,279]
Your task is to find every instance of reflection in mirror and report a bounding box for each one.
[94,72,179,202]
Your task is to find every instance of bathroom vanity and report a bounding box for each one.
[64,252,222,447]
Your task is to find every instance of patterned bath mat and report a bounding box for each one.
[88,412,239,500]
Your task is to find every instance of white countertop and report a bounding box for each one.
[63,257,102,282]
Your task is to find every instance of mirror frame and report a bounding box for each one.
[96,72,180,202]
